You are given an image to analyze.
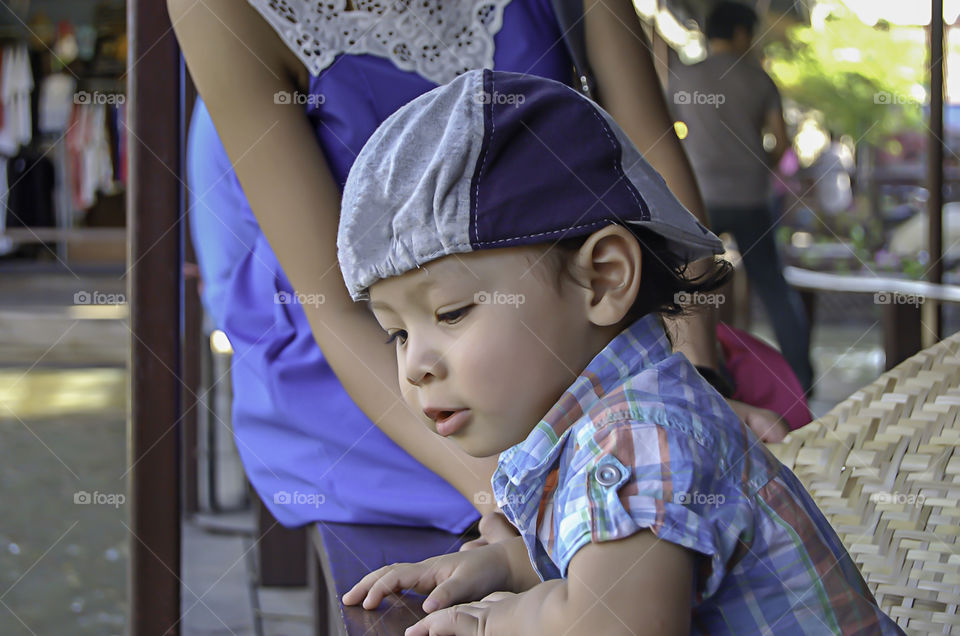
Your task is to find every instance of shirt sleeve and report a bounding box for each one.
[549,416,756,602]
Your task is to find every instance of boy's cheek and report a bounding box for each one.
[398,383,422,418]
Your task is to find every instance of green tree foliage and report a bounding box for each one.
[764,4,926,144]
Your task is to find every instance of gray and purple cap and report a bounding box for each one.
[337,68,723,301]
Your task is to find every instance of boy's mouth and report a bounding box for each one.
[423,407,471,437]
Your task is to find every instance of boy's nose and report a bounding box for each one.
[403,338,445,386]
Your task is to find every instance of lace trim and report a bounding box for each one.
[246,0,514,84]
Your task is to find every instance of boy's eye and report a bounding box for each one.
[385,330,407,346]
[437,305,472,324]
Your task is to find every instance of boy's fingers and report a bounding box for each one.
[361,567,413,609]
[342,564,414,608]
[363,562,450,610]
[342,568,388,605]
[458,536,488,551]
[422,576,472,613]
[343,569,381,604]
[407,605,487,636]
[405,606,458,636]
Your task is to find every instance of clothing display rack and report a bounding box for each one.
[0,0,126,266]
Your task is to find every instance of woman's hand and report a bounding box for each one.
[342,542,513,613]
[727,398,790,442]
[459,511,519,551]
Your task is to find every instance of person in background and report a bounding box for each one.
[670,1,814,395]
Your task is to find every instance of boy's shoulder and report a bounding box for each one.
[530,356,781,576]
[571,349,735,452]
[557,351,783,513]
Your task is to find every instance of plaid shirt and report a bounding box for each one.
[492,314,904,635]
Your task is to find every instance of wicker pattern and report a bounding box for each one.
[768,332,960,635]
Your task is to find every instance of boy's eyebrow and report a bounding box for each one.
[368,276,439,311]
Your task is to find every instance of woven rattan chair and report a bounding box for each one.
[769,332,960,635]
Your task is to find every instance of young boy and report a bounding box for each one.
[337,70,903,635]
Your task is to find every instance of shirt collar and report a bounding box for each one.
[494,313,672,489]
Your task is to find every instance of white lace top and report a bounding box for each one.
[246,0,515,84]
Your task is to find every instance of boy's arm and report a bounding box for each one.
[408,530,694,635]
[502,534,543,592]
[498,530,693,635]
[583,0,718,370]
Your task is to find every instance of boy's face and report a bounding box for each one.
[367,246,606,457]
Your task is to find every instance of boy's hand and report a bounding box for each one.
[459,511,519,551]
[342,542,512,613]
[403,591,520,636]
[727,399,790,442]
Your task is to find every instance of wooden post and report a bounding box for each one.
[308,528,334,636]
[883,303,923,370]
[127,0,182,632]
[182,65,200,516]
[927,0,945,340]
[256,494,308,587]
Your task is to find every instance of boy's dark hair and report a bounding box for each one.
[705,1,758,41]
[545,224,732,328]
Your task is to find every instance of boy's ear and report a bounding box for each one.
[570,224,642,327]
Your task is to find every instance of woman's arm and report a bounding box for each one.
[167,0,499,511]
[583,0,718,370]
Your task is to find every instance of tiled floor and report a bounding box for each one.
[0,270,315,636]
[182,512,314,636]
[0,270,129,635]
[0,269,905,635]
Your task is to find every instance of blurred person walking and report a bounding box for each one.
[670,1,813,394]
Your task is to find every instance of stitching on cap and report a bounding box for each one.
[473,72,494,244]
[473,219,610,246]
[585,107,644,211]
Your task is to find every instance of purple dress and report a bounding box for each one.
[219,0,573,529]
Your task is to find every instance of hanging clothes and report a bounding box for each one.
[0,42,33,156]
[7,150,55,227]
[38,72,76,134]
[66,101,117,211]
